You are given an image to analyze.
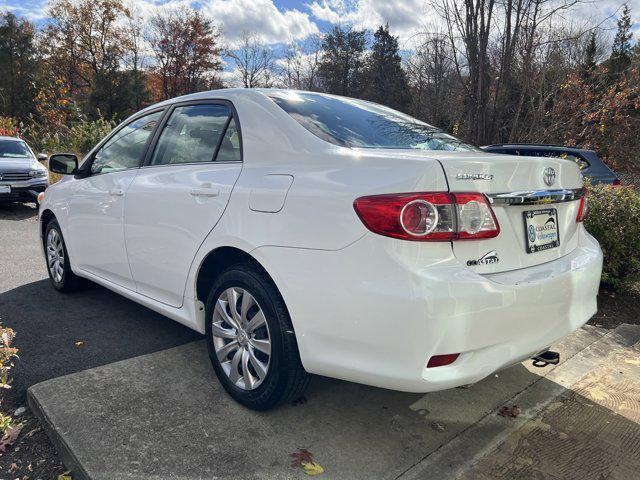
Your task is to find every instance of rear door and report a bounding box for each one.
[431,152,584,274]
[124,101,243,307]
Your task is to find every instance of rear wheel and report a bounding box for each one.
[205,264,310,410]
[44,219,83,293]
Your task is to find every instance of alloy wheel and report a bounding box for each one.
[211,287,272,391]
[46,229,65,283]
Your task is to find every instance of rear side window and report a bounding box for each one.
[150,104,240,166]
[91,111,162,175]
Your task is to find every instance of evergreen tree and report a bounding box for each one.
[363,24,410,111]
[581,31,598,77]
[608,4,634,76]
[0,13,41,119]
[632,35,640,68]
[317,25,367,97]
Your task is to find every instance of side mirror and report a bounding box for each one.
[37,153,48,162]
[49,153,78,175]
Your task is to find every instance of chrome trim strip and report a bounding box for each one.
[487,188,584,205]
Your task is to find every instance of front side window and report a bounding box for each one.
[0,140,33,160]
[150,104,239,166]
[91,111,162,175]
[267,91,478,152]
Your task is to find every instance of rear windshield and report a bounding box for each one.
[0,139,32,159]
[267,91,478,152]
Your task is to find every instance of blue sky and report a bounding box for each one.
[0,0,636,49]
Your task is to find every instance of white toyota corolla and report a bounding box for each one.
[40,89,603,410]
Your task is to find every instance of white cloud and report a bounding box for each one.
[307,0,640,47]
[2,0,320,47]
[201,0,320,47]
[307,0,431,45]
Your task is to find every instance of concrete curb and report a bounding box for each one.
[28,386,92,480]
[397,324,640,480]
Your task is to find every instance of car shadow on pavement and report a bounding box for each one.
[0,202,39,221]
[0,278,202,408]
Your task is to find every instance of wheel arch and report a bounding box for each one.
[194,246,305,349]
[40,209,56,239]
[195,246,282,308]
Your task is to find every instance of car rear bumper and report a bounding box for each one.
[254,225,602,392]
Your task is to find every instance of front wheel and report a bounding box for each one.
[44,219,83,293]
[205,264,310,410]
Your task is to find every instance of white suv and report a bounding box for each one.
[40,89,603,410]
[0,136,48,207]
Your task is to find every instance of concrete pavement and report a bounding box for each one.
[27,324,640,480]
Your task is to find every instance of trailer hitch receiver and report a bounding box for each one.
[531,350,560,368]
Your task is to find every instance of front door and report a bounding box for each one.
[124,102,243,307]
[65,110,163,290]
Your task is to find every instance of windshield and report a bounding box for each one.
[267,91,479,152]
[0,139,33,160]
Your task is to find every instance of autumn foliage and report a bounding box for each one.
[0,325,20,453]
[546,67,640,174]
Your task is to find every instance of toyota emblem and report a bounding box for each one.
[543,167,556,186]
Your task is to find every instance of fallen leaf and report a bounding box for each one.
[9,462,17,472]
[498,405,521,418]
[0,424,22,452]
[291,448,315,467]
[74,341,84,347]
[302,461,325,476]
[431,421,446,432]
[58,470,73,480]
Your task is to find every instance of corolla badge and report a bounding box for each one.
[467,250,499,266]
[543,167,556,186]
[456,173,494,180]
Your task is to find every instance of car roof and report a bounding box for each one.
[135,88,360,117]
[484,143,595,154]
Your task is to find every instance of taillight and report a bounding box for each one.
[353,192,499,241]
[453,193,500,239]
[576,195,587,222]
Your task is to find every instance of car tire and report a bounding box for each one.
[44,219,83,293]
[205,263,310,410]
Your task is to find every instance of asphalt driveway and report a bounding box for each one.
[0,202,201,409]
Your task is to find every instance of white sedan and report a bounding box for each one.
[40,89,603,410]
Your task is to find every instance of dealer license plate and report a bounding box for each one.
[523,208,559,253]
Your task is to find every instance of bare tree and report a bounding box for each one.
[406,32,457,127]
[227,33,276,88]
[280,35,322,90]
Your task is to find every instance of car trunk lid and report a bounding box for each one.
[431,151,584,273]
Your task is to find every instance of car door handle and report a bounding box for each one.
[109,188,124,196]
[190,187,219,197]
